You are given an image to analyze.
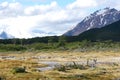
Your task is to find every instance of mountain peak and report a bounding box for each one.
[90,8,118,17]
[82,8,119,23]
[0,31,14,39]
[64,8,120,36]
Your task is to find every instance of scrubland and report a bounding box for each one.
[0,50,120,80]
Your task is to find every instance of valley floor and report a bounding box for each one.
[0,51,120,80]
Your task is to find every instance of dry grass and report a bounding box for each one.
[0,50,120,80]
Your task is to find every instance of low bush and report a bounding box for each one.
[55,62,88,72]
[0,44,27,51]
[55,65,66,72]
[0,76,6,80]
[11,67,26,74]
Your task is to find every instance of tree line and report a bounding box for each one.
[0,35,120,52]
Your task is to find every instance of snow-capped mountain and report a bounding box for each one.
[78,20,120,41]
[31,30,57,37]
[0,29,57,39]
[0,31,14,39]
[64,8,120,36]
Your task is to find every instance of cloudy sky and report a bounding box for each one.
[0,0,120,38]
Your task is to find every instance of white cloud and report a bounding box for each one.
[24,1,59,15]
[0,0,120,38]
[0,2,22,18]
[106,0,120,10]
[1,2,9,8]
[67,0,97,9]
[0,16,35,38]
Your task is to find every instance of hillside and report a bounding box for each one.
[64,8,120,36]
[78,20,120,41]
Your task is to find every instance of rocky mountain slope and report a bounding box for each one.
[78,20,120,41]
[64,8,120,36]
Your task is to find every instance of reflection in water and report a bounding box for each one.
[37,61,60,71]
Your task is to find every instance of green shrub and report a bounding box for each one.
[0,44,26,51]
[55,65,66,72]
[0,76,6,80]
[55,62,88,72]
[29,43,50,50]
[11,67,26,74]
[68,62,87,70]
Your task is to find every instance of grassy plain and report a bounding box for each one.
[0,50,120,80]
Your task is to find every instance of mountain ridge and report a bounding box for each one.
[77,20,120,41]
[64,8,120,36]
